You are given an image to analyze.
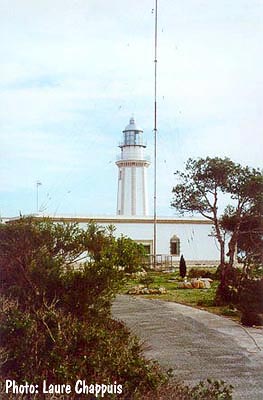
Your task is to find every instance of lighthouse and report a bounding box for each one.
[116,117,150,216]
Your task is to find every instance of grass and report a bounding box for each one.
[122,270,241,321]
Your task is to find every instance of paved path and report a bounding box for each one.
[112,295,263,400]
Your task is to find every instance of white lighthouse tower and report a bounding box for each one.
[116,117,150,216]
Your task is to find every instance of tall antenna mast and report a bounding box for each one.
[153,0,158,269]
[36,181,42,213]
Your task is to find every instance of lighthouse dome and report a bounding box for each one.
[123,117,143,132]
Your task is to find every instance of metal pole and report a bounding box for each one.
[153,0,158,269]
[36,183,38,213]
[36,181,42,213]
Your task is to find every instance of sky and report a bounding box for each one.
[1,0,262,218]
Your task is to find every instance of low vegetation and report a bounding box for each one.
[123,269,241,320]
[171,156,263,324]
[0,218,165,399]
[125,264,263,326]
[0,218,234,399]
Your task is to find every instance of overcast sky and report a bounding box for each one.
[1,0,262,218]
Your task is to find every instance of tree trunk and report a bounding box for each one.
[228,220,241,267]
[220,239,225,267]
[228,236,237,267]
[213,218,225,266]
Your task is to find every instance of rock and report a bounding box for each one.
[199,278,212,288]
[177,282,184,289]
[178,281,192,289]
[191,279,206,289]
[141,288,150,294]
[127,284,145,295]
[149,289,157,294]
[191,280,199,289]
[127,285,167,295]
[130,271,147,278]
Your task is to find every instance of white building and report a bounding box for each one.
[7,117,220,266]
[47,214,219,266]
[113,117,219,265]
[116,117,150,216]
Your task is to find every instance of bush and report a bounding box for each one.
[0,378,234,400]
[139,276,154,287]
[1,218,167,399]
[0,295,167,397]
[0,218,235,399]
[179,255,187,278]
[188,268,217,280]
[189,379,233,399]
[139,379,233,399]
[0,218,145,318]
[238,278,263,326]
[215,265,242,306]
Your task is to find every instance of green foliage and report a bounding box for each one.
[179,255,187,278]
[124,272,219,310]
[221,205,263,273]
[215,265,242,306]
[0,295,167,397]
[215,264,263,326]
[137,379,233,399]
[1,217,166,399]
[139,276,154,287]
[238,278,263,326]
[221,306,239,318]
[189,379,233,399]
[172,157,237,215]
[0,217,145,317]
[172,157,263,270]
[0,219,236,398]
[0,377,233,400]
[188,268,218,280]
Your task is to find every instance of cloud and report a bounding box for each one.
[0,0,262,217]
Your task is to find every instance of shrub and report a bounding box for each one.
[0,218,166,399]
[0,295,167,397]
[238,278,263,326]
[0,378,234,400]
[215,265,242,306]
[139,276,154,287]
[0,218,235,398]
[189,379,233,399]
[0,218,145,318]
[188,268,217,280]
[139,379,233,399]
[179,255,187,278]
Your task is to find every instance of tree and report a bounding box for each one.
[0,217,168,397]
[0,217,145,316]
[221,168,263,268]
[171,157,262,269]
[221,195,263,275]
[179,255,187,278]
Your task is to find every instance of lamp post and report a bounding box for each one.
[36,181,42,213]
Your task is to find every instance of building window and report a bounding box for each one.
[125,131,136,145]
[170,235,180,256]
[136,241,152,255]
[142,244,151,255]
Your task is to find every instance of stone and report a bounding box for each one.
[178,281,192,289]
[199,278,212,288]
[141,288,150,294]
[191,279,206,289]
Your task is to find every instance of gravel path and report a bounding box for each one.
[112,295,263,400]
